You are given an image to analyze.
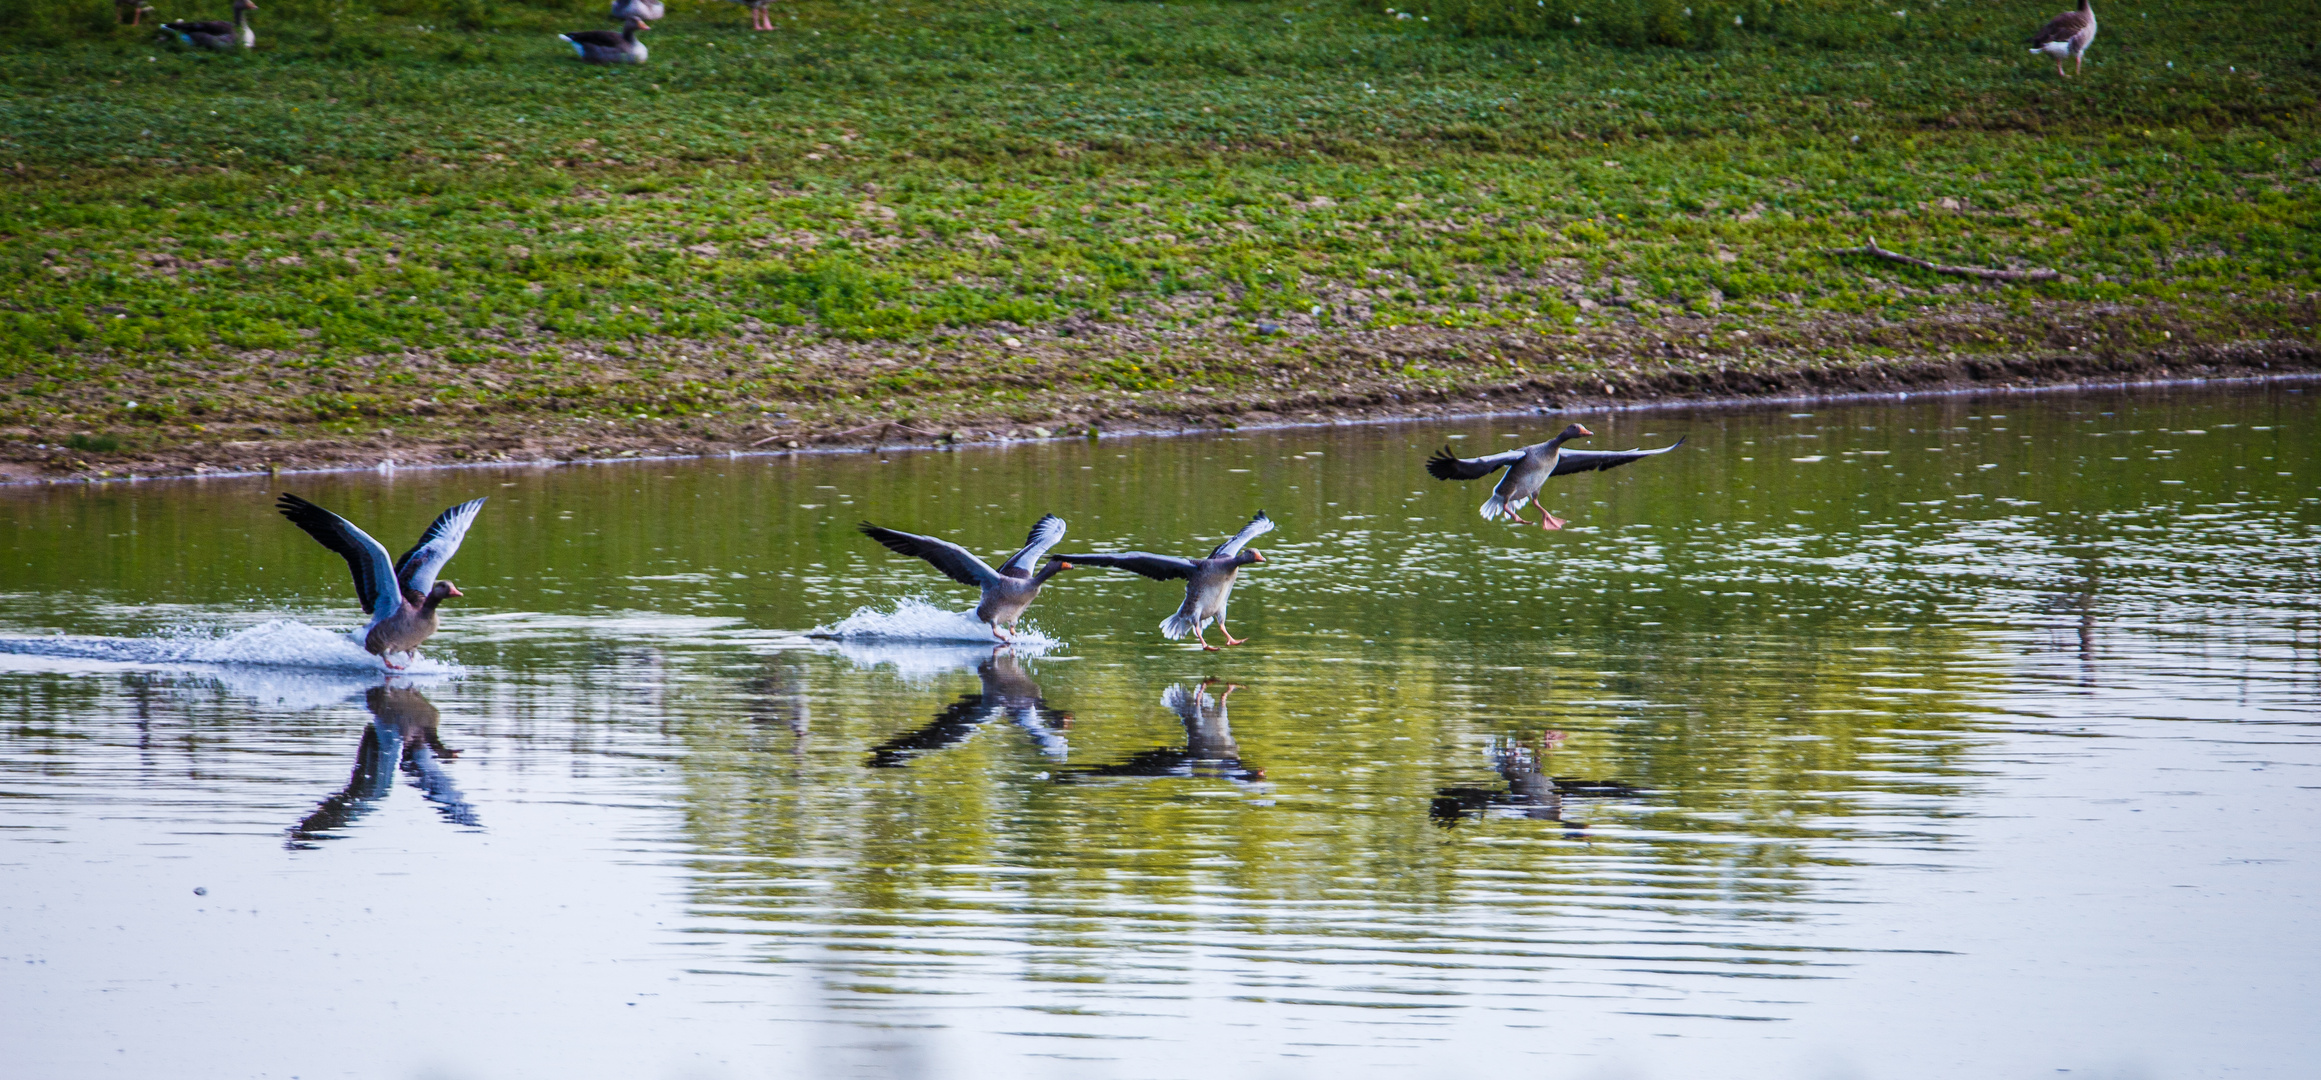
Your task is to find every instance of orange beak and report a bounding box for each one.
[1251,551,1265,562]
[1576,425,1595,437]
[1060,562,1073,570]
[443,583,463,598]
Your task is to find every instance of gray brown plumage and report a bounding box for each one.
[276,493,486,669]
[1426,425,1686,530]
[1054,511,1274,650]
[162,0,255,49]
[2027,0,2096,77]
[858,515,1071,642]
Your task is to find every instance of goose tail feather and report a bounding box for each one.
[1160,612,1202,640]
[1478,493,1508,520]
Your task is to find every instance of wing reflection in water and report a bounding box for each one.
[1431,732,1639,828]
[286,682,480,849]
[864,649,1072,768]
[1057,679,1264,784]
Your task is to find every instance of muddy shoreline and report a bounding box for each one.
[6,331,2313,488]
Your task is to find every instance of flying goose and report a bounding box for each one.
[1053,511,1274,650]
[276,493,486,670]
[560,18,648,64]
[1425,425,1685,530]
[858,515,1071,642]
[609,0,664,28]
[162,0,255,50]
[2028,0,2096,77]
[730,0,777,31]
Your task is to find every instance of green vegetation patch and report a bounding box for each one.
[1,0,2316,443]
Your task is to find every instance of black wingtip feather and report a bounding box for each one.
[1424,447,1463,481]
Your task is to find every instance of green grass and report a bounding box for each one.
[2,0,2317,451]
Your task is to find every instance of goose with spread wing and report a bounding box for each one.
[1054,511,1274,650]
[858,515,1071,642]
[276,493,487,669]
[1426,424,1685,530]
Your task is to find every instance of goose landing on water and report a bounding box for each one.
[1055,511,1274,650]
[560,19,648,64]
[1426,424,1686,530]
[2028,0,2096,77]
[276,494,487,670]
[858,515,1072,643]
[162,0,255,50]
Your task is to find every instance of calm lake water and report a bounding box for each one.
[3,382,2317,1080]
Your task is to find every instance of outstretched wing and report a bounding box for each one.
[1208,510,1276,559]
[277,493,401,622]
[1426,446,1528,482]
[1549,436,1688,477]
[2029,8,2089,46]
[1052,552,1198,582]
[997,514,1067,577]
[860,523,1002,589]
[395,497,487,599]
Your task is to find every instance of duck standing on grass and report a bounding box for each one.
[609,0,664,28]
[2028,0,2097,78]
[560,18,649,64]
[276,493,487,670]
[161,0,255,50]
[858,515,1072,644]
[1426,424,1686,530]
[1054,511,1275,650]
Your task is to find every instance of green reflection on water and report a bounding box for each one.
[3,382,2315,993]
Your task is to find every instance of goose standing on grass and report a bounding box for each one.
[276,494,487,670]
[609,0,664,28]
[560,18,648,64]
[2028,0,2096,78]
[116,0,155,27]
[162,0,255,50]
[1055,511,1274,650]
[858,515,1071,643]
[1426,424,1686,530]
[729,0,778,31]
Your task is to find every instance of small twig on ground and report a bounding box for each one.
[747,432,794,447]
[1843,236,2060,282]
[825,420,944,440]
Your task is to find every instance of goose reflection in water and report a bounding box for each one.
[1056,679,1264,784]
[286,683,479,849]
[865,650,1071,768]
[1431,732,1638,829]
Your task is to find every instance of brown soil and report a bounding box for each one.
[4,296,2315,485]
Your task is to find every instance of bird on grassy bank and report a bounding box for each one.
[729,0,777,31]
[116,0,154,26]
[560,18,649,64]
[2028,0,2097,78]
[1054,511,1274,650]
[858,515,1071,643]
[276,493,487,670]
[161,0,255,50]
[609,0,664,28]
[1426,425,1686,530]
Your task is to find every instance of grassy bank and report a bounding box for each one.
[3,0,2317,477]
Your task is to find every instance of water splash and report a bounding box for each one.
[0,619,458,676]
[808,598,1061,650]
